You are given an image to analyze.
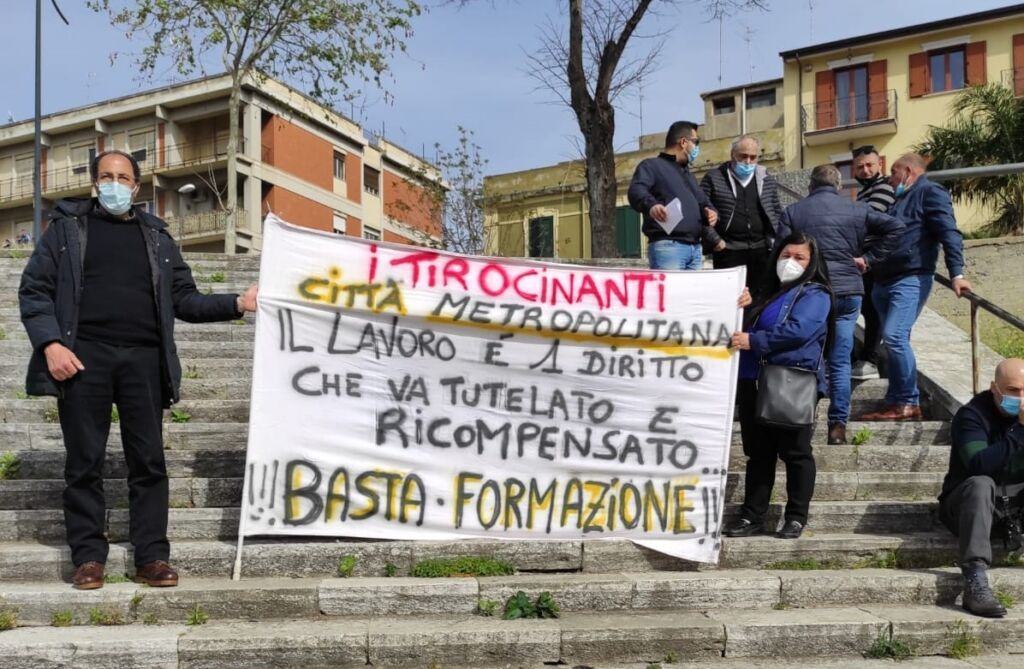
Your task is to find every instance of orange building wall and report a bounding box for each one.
[345,153,362,204]
[261,115,333,191]
[347,215,363,238]
[383,230,414,245]
[383,171,442,239]
[263,185,332,232]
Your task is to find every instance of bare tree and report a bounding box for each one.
[88,0,422,253]
[526,1,767,257]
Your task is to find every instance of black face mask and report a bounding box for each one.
[855,175,876,187]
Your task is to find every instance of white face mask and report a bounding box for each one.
[776,258,806,284]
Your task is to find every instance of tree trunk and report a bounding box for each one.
[224,80,241,254]
[582,102,619,258]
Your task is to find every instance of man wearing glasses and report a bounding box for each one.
[851,145,896,381]
[628,121,718,270]
[19,150,258,590]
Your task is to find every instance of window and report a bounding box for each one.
[929,47,966,93]
[333,152,346,180]
[712,96,736,115]
[129,129,155,166]
[135,200,152,213]
[332,212,347,234]
[363,224,381,241]
[528,216,554,258]
[363,166,380,196]
[835,65,869,126]
[746,89,776,109]
[70,143,96,176]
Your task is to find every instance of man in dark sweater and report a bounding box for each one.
[939,358,1024,618]
[701,135,784,293]
[627,121,717,270]
[19,150,258,590]
[851,145,896,381]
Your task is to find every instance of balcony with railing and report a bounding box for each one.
[801,89,898,146]
[0,138,244,205]
[1001,68,1024,97]
[164,208,248,243]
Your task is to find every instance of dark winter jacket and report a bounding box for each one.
[19,198,242,406]
[779,186,904,296]
[744,282,832,394]
[627,153,715,244]
[872,176,966,285]
[700,163,784,250]
[940,390,1024,501]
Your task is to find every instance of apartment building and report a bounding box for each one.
[482,78,784,259]
[780,3,1024,227]
[0,72,443,251]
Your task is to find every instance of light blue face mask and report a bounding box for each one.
[894,182,907,198]
[688,144,701,163]
[97,181,134,215]
[998,391,1022,416]
[733,162,756,179]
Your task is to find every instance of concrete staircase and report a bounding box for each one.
[0,250,1021,668]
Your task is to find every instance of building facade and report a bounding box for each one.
[483,79,784,259]
[780,3,1024,228]
[0,73,443,251]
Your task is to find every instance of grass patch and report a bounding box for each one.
[991,329,1024,359]
[337,555,357,578]
[110,406,119,423]
[995,590,1016,609]
[663,649,680,663]
[383,563,398,577]
[88,607,124,626]
[0,610,16,631]
[186,604,209,626]
[143,612,159,625]
[853,549,899,570]
[502,590,559,620]
[0,453,21,480]
[851,427,873,446]
[772,601,793,610]
[411,556,514,578]
[945,620,980,659]
[208,271,225,283]
[231,319,246,325]
[103,573,131,584]
[477,598,499,617]
[183,365,201,380]
[51,610,73,627]
[646,664,663,669]
[0,326,6,340]
[865,629,915,660]
[170,408,192,424]
[13,390,28,399]
[43,406,59,423]
[763,557,843,570]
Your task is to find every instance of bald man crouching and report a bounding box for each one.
[939,359,1024,617]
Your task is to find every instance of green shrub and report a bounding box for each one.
[995,590,1016,609]
[183,366,201,380]
[143,613,158,625]
[51,610,73,627]
[0,453,21,480]
[0,610,17,631]
[762,558,843,570]
[383,563,398,577]
[945,620,980,659]
[865,630,914,660]
[103,573,131,584]
[851,427,873,446]
[853,549,899,570]
[88,608,124,626]
[208,271,225,283]
[663,649,680,664]
[43,407,59,423]
[411,556,514,578]
[337,555,357,577]
[186,605,209,626]
[110,406,120,423]
[477,599,499,617]
[0,326,6,340]
[502,590,559,620]
[170,408,192,424]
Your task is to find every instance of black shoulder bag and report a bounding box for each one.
[754,286,823,428]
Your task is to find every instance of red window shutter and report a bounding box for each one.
[1013,34,1024,96]
[815,69,836,130]
[867,59,888,120]
[909,52,929,98]
[965,41,987,86]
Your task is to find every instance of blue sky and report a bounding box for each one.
[0,0,1017,175]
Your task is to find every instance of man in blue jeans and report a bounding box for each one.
[863,153,972,421]
[628,121,718,269]
[779,164,903,444]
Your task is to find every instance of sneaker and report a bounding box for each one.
[851,361,880,380]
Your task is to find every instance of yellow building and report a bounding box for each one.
[780,3,1024,229]
[483,79,784,259]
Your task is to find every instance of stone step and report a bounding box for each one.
[0,471,946,511]
[0,324,255,344]
[0,340,255,359]
[0,605,1021,667]
[0,399,250,423]
[1,567,1022,627]
[0,420,951,456]
[0,358,253,382]
[2,378,253,401]
[0,499,942,544]
[2,531,995,582]
[0,251,261,263]
[0,284,255,309]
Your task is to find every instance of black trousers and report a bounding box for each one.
[939,477,1024,566]
[58,339,169,567]
[736,380,817,525]
[713,247,771,295]
[858,273,881,363]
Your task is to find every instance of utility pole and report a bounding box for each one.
[32,0,69,248]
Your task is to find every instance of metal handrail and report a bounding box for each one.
[934,274,1024,394]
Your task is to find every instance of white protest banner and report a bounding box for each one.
[239,214,743,564]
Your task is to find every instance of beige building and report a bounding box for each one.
[483,78,784,259]
[0,73,443,252]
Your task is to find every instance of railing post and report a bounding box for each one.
[970,301,980,396]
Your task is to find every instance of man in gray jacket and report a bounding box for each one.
[780,164,904,444]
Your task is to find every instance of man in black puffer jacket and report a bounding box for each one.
[701,135,784,292]
[779,164,903,445]
[19,151,258,591]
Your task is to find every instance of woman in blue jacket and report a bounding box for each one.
[725,231,835,539]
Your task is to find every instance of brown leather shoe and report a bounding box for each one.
[827,423,847,445]
[861,404,923,421]
[134,560,179,587]
[72,561,105,590]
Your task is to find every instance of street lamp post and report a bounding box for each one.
[32,0,69,248]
